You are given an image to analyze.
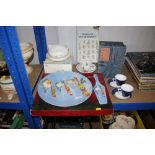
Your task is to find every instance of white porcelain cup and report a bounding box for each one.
[121,84,134,97]
[114,74,127,86]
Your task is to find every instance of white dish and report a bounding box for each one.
[121,84,134,92]
[115,74,127,81]
[76,63,96,73]
[47,45,70,61]
[0,76,16,93]
[0,76,15,91]
[109,80,120,88]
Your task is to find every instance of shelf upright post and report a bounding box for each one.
[33,26,48,64]
[33,26,48,128]
[0,26,41,128]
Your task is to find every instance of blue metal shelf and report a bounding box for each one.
[33,26,48,64]
[0,26,155,128]
[0,102,23,110]
[0,26,46,128]
[113,102,155,111]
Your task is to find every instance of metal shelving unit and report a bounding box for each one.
[0,26,47,128]
[0,26,155,128]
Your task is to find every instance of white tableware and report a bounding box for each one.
[112,88,131,100]
[112,83,134,99]
[47,45,70,62]
[108,79,120,88]
[113,74,127,86]
[22,49,34,62]
[121,84,134,97]
[20,43,33,53]
[20,43,34,75]
[0,76,16,93]
[76,62,96,73]
[108,74,127,88]
[115,74,127,82]
[20,43,34,61]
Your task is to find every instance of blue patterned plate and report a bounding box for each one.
[37,71,93,107]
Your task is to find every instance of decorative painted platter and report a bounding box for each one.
[37,71,93,107]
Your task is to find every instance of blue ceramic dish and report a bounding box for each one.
[38,71,93,107]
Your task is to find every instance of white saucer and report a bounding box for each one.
[109,80,120,88]
[114,90,130,100]
[76,63,96,73]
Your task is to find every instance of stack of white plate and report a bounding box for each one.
[44,45,72,73]
[46,45,70,62]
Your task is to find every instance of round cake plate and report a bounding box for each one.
[37,71,93,107]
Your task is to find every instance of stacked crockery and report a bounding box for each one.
[0,43,34,100]
[0,76,16,93]
[0,49,10,77]
[0,49,15,100]
[20,43,34,74]
[0,75,16,100]
[46,44,70,62]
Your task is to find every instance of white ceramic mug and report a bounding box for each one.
[120,84,134,97]
[114,74,127,86]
